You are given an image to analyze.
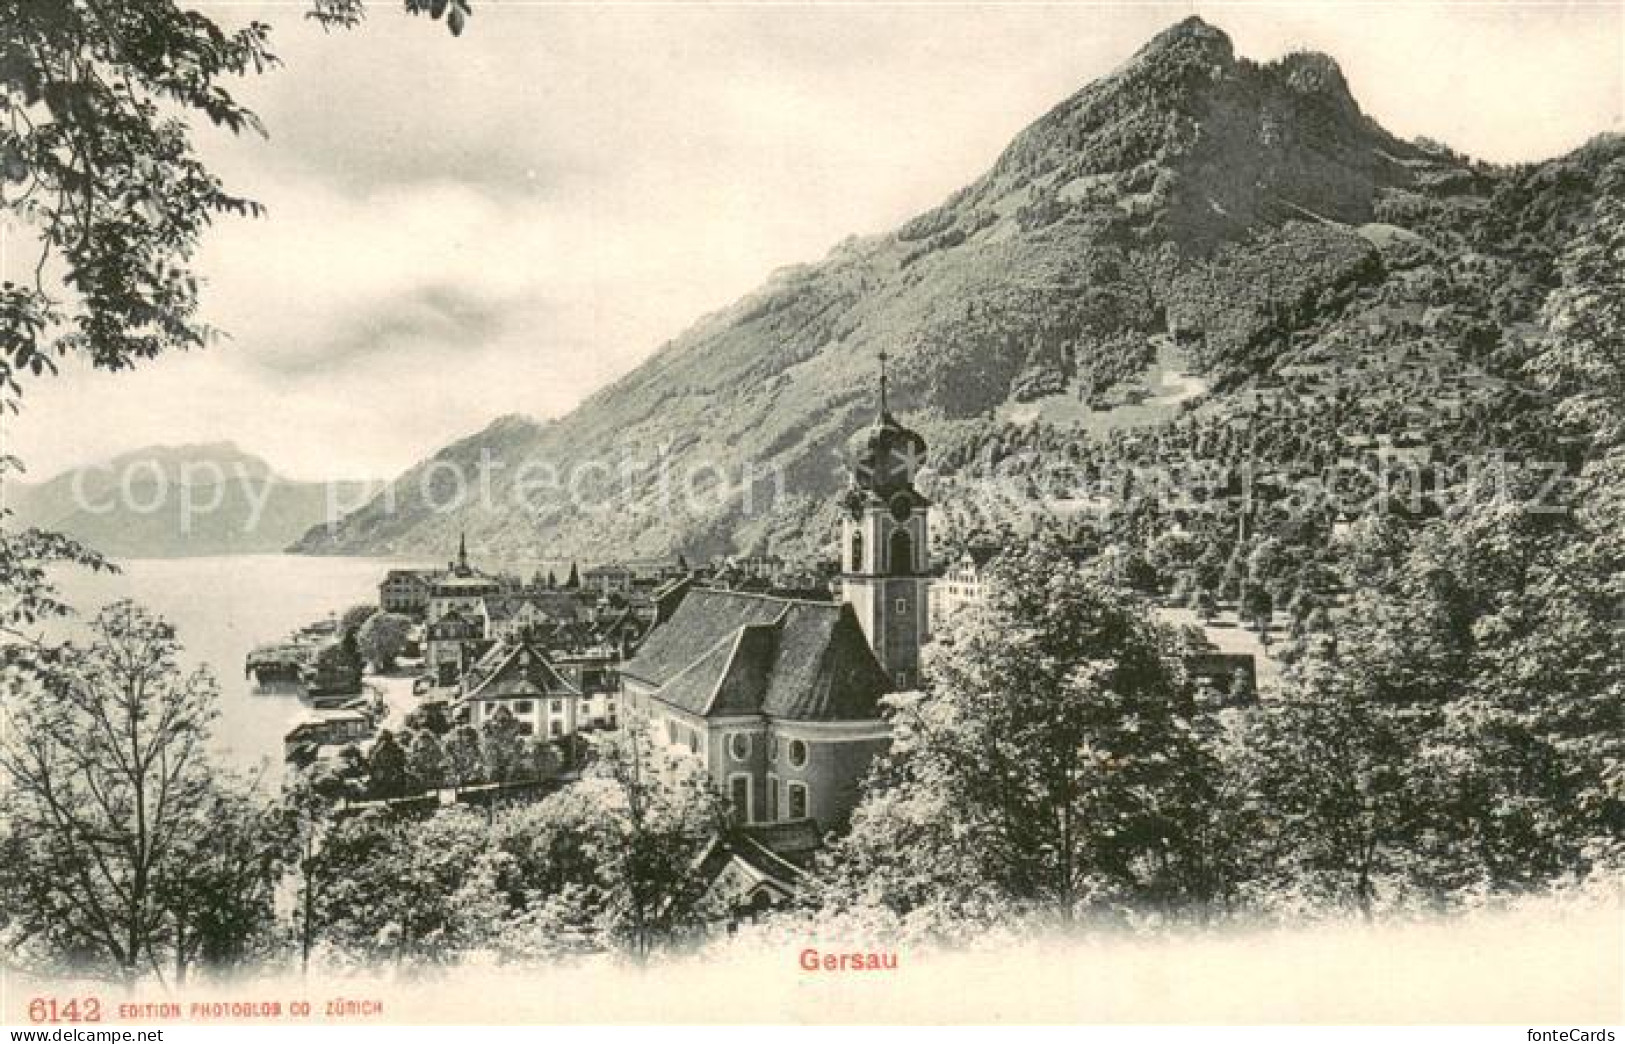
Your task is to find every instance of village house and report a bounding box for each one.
[693,819,824,919]
[457,638,585,739]
[425,608,488,687]
[481,594,572,646]
[581,563,635,598]
[555,653,622,730]
[378,568,437,615]
[283,707,374,765]
[930,542,1002,630]
[307,633,365,701]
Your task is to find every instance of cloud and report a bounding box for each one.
[247,283,508,378]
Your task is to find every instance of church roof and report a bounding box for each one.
[852,409,927,496]
[621,589,892,722]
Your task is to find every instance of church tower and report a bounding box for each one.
[840,350,931,690]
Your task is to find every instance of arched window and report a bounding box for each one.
[889,529,914,576]
[850,530,864,572]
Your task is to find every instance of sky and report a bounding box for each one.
[3,0,1621,482]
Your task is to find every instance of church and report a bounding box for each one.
[618,358,932,833]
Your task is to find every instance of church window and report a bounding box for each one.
[889,529,913,575]
[787,739,808,768]
[769,735,779,762]
[787,782,808,820]
[896,598,908,613]
[515,700,533,714]
[767,773,780,820]
[850,531,864,572]
[729,732,751,762]
[730,774,753,824]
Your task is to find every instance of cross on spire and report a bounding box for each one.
[877,347,890,416]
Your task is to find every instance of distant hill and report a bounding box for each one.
[289,16,1622,564]
[6,443,380,559]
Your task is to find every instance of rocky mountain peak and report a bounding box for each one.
[296,18,1578,565]
[1128,15,1236,72]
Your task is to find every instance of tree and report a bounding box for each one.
[0,467,116,640]
[1239,583,1273,637]
[0,1,478,977]
[519,737,562,782]
[480,706,526,784]
[404,700,451,736]
[565,562,581,589]
[366,730,414,798]
[154,779,291,983]
[1528,188,1625,453]
[311,630,363,694]
[279,771,339,975]
[309,807,505,969]
[1232,479,1623,916]
[339,603,379,636]
[1,2,269,406]
[510,725,722,960]
[0,602,265,981]
[357,611,411,672]
[443,724,486,790]
[1229,675,1426,919]
[818,538,1233,932]
[406,730,448,791]
[2,0,478,408]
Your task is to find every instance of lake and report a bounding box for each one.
[46,554,420,775]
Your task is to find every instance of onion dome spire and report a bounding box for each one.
[851,347,926,495]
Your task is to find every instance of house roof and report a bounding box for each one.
[961,543,1003,568]
[428,608,480,636]
[464,640,581,702]
[742,818,823,868]
[621,589,891,722]
[432,574,500,593]
[583,563,634,577]
[692,827,806,904]
[382,568,437,584]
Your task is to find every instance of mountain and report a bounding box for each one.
[290,16,1623,564]
[6,443,381,558]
